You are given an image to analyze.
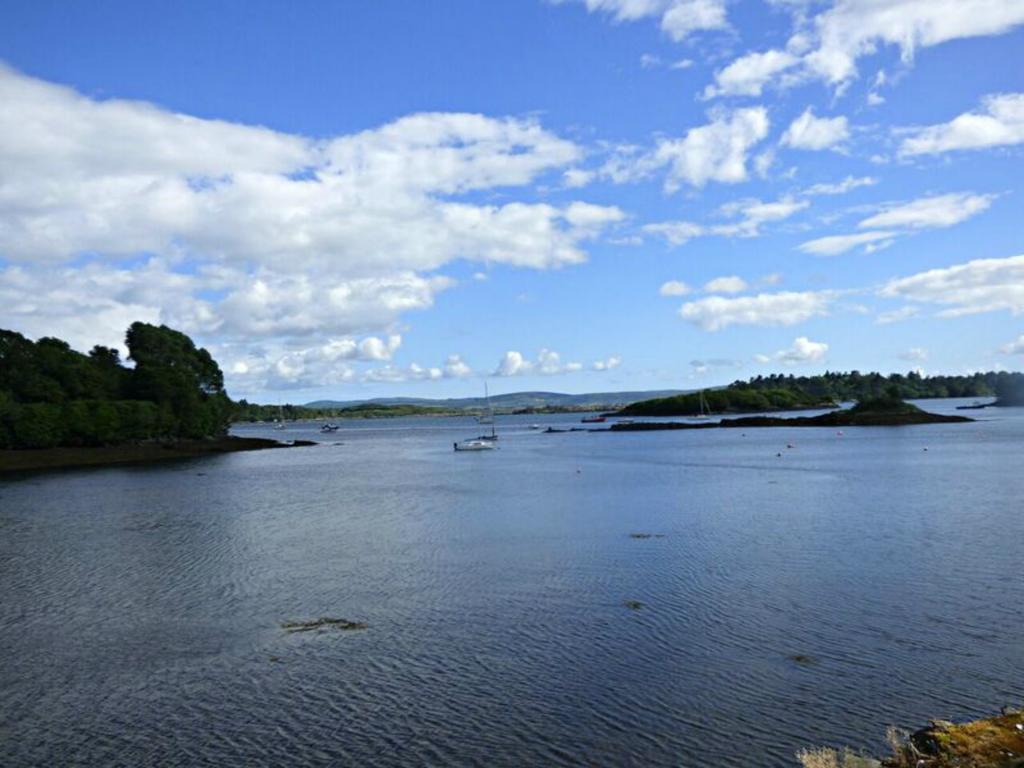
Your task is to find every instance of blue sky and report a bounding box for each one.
[1,0,1023,401]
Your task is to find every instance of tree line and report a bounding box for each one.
[620,370,1024,417]
[0,323,232,449]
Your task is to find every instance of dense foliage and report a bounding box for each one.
[620,370,1022,417]
[620,386,830,416]
[0,323,231,449]
[732,370,1009,401]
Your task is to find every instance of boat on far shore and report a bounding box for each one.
[580,415,606,423]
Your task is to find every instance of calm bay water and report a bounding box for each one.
[1,400,1022,766]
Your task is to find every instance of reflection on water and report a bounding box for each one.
[1,401,1022,766]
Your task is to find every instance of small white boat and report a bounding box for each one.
[320,423,340,433]
[454,439,495,452]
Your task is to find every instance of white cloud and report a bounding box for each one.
[670,58,695,70]
[880,254,1024,318]
[0,65,628,393]
[644,221,705,246]
[362,363,443,384]
[756,336,829,365]
[858,193,995,230]
[443,354,474,378]
[592,355,623,371]
[781,108,850,150]
[899,93,1024,155]
[678,290,832,331]
[704,275,749,294]
[653,107,770,190]
[494,348,585,377]
[659,280,692,296]
[876,305,920,324]
[702,2,1024,98]
[1001,335,1024,354]
[806,0,1024,86]
[645,194,807,246]
[562,167,596,188]
[802,175,877,196]
[799,193,993,257]
[798,230,897,256]
[557,0,728,41]
[703,49,799,98]
[899,347,929,361]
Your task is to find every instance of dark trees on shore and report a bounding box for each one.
[0,323,231,449]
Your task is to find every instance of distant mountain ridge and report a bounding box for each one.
[305,389,689,410]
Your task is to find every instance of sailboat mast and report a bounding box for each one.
[486,381,496,438]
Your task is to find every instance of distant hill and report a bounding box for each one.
[305,389,689,411]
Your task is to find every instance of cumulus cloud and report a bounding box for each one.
[704,275,749,294]
[653,107,770,190]
[1001,335,1024,355]
[494,348,584,377]
[592,355,623,371]
[678,290,832,331]
[858,193,995,230]
[781,108,850,150]
[703,49,799,98]
[702,2,1024,97]
[659,280,692,296]
[879,254,1024,318]
[0,64,628,393]
[756,336,829,365]
[899,93,1024,155]
[443,354,474,378]
[805,0,1024,86]
[557,0,728,41]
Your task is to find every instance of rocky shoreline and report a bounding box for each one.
[0,436,315,475]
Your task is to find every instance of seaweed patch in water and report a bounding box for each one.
[281,617,368,633]
[623,600,646,611]
[789,654,818,665]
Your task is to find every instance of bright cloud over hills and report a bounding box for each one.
[1,0,1022,399]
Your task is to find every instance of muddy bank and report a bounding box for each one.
[0,436,315,475]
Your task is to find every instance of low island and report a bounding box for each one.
[609,395,972,432]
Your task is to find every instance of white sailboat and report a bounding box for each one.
[456,382,498,451]
[274,403,287,429]
[694,390,711,420]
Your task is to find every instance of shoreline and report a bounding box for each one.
[0,436,313,475]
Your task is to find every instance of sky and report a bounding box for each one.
[1,0,1023,402]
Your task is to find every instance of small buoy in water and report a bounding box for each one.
[776,452,782,457]
[576,467,582,473]
[786,443,795,449]
[923,447,929,452]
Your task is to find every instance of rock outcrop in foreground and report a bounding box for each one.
[797,709,1024,767]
